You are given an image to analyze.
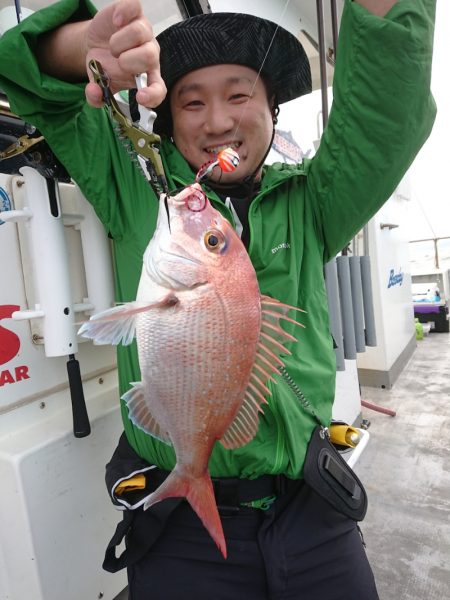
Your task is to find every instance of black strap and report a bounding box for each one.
[103,434,297,572]
[214,474,284,506]
[102,497,182,573]
[214,478,241,516]
[148,468,283,507]
[102,471,293,572]
[128,88,140,123]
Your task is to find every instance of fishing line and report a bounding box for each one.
[231,0,291,142]
[416,196,437,239]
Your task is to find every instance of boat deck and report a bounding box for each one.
[357,330,450,599]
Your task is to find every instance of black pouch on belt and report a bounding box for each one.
[303,425,367,521]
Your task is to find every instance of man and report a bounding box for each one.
[0,0,436,598]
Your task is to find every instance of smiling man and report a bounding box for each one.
[170,64,274,184]
[0,0,436,598]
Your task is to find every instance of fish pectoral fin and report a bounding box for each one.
[219,395,260,449]
[122,382,171,445]
[78,294,178,346]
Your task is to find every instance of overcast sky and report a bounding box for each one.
[406,0,450,241]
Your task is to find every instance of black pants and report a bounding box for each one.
[126,482,379,600]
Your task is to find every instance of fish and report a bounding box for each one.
[79,183,303,558]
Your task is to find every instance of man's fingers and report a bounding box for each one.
[110,19,154,58]
[135,77,167,108]
[85,1,165,107]
[117,42,159,77]
[112,0,143,28]
[85,82,105,108]
[117,42,166,106]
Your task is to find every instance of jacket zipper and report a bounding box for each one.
[278,366,323,426]
[269,365,319,475]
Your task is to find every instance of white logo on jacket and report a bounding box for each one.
[271,242,291,254]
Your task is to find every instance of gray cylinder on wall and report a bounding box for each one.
[360,255,377,346]
[324,259,346,371]
[349,256,366,353]
[336,256,357,360]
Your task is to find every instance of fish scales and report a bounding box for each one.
[135,287,260,464]
[79,183,303,559]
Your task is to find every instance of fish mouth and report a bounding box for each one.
[157,193,204,269]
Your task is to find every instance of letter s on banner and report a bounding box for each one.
[0,305,21,365]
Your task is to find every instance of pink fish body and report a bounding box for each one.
[79,184,302,558]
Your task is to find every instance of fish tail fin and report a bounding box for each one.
[143,469,227,559]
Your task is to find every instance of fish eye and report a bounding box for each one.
[204,229,226,252]
[207,234,219,247]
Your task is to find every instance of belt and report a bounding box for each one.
[104,470,301,572]
[151,468,300,516]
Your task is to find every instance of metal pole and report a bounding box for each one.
[316,0,329,128]
[434,238,439,269]
[330,0,339,61]
[179,0,211,17]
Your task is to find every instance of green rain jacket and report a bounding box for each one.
[0,0,436,479]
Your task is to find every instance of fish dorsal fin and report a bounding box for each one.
[122,382,172,445]
[220,295,304,450]
[78,294,178,346]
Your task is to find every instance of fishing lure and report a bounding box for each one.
[180,147,241,213]
[195,147,240,183]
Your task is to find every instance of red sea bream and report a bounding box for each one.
[79,183,303,558]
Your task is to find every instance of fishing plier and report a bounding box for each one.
[88,59,168,195]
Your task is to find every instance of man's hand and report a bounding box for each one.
[36,0,166,109]
[85,0,166,108]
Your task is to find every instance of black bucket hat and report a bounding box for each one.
[152,12,311,135]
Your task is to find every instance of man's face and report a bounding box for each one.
[170,64,274,184]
